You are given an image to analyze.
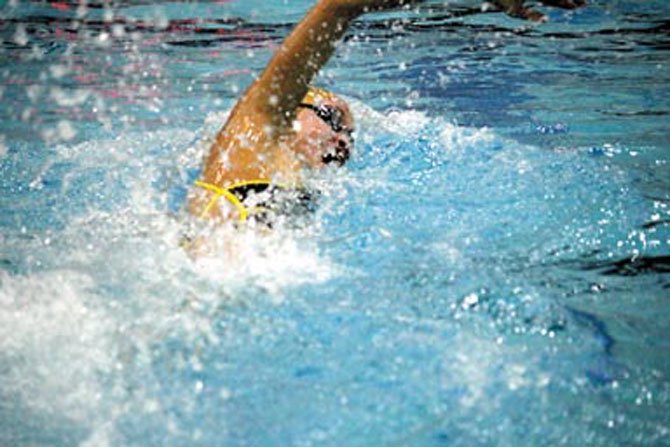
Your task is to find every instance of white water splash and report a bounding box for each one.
[440,122,495,151]
[352,100,430,135]
[0,270,116,423]
[0,118,346,445]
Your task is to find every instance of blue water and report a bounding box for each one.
[1,1,669,446]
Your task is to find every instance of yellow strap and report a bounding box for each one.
[194,179,286,222]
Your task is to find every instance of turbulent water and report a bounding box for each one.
[1,1,669,446]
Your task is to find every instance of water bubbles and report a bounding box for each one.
[58,120,77,141]
[76,3,88,19]
[437,70,450,86]
[535,122,568,135]
[104,6,115,23]
[194,380,204,394]
[13,23,28,46]
[26,84,43,103]
[96,32,112,47]
[219,387,232,400]
[591,143,622,158]
[440,122,494,150]
[49,87,91,107]
[190,354,204,372]
[112,24,126,38]
[154,13,169,31]
[378,227,392,238]
[167,418,179,435]
[462,292,479,309]
[309,428,329,442]
[49,64,69,78]
[404,89,419,107]
[590,283,605,293]
[506,364,529,391]
[80,425,113,447]
[144,400,160,414]
[517,159,530,175]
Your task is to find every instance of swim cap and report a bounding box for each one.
[302,86,337,106]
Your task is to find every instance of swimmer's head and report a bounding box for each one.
[292,86,355,168]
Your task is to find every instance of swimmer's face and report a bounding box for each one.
[292,95,355,168]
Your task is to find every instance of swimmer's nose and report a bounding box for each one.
[335,135,352,163]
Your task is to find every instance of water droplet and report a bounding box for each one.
[462,293,479,309]
[58,120,77,141]
[0,135,6,158]
[220,387,232,400]
[194,380,204,394]
[14,24,28,46]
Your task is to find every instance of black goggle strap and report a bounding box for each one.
[298,103,344,132]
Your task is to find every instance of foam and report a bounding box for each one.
[439,121,496,152]
[0,270,115,424]
[351,100,430,135]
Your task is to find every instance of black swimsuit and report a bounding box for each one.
[194,180,317,227]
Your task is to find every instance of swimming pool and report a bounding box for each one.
[1,0,669,445]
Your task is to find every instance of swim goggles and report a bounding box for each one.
[298,102,346,133]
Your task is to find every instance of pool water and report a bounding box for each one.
[1,1,669,446]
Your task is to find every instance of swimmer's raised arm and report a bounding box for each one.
[240,0,424,126]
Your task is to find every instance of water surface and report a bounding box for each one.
[1,1,669,446]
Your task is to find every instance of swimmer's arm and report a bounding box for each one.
[231,0,423,130]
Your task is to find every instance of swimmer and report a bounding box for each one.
[188,0,586,225]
